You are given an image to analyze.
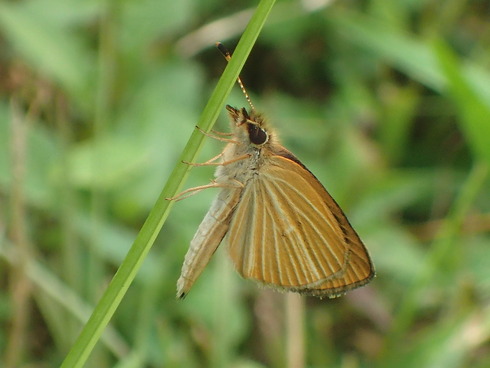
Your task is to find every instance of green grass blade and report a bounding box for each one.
[60,1,277,366]
[381,162,489,361]
[433,39,490,165]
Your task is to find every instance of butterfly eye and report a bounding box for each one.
[247,123,268,145]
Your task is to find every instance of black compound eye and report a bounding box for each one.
[247,123,268,145]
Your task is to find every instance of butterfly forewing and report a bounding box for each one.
[227,153,374,297]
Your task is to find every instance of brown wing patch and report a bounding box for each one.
[227,155,374,297]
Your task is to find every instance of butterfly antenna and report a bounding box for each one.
[216,42,255,112]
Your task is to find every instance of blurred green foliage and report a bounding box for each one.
[1,0,489,367]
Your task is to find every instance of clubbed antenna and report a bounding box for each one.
[216,42,255,112]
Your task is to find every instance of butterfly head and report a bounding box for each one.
[226,105,271,147]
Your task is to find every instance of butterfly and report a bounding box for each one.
[175,43,374,299]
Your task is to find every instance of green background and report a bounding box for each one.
[1,0,489,367]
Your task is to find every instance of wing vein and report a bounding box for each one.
[266,176,344,277]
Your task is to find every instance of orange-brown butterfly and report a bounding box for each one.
[175,43,374,299]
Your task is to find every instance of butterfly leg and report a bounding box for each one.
[166,181,222,201]
[184,153,251,167]
[166,179,243,202]
[220,154,251,166]
[183,151,224,166]
[195,125,240,144]
[210,129,234,137]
